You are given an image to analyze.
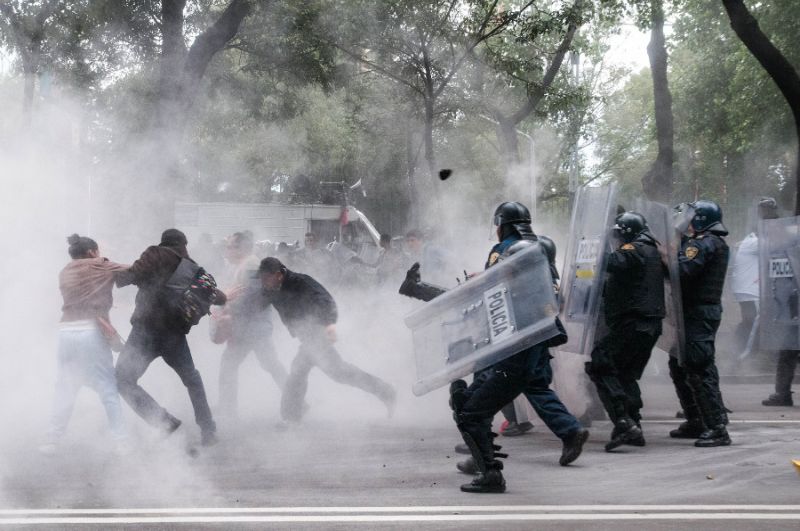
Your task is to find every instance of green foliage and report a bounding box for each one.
[594,0,799,224]
[3,0,799,234]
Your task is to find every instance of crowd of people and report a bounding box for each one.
[40,225,439,455]
[40,196,800,496]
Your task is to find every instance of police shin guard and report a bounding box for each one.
[449,380,468,413]
[668,359,704,437]
[685,373,729,446]
[457,430,506,494]
[686,373,723,427]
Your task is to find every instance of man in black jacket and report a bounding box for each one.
[585,212,665,451]
[115,229,226,446]
[258,257,396,424]
[669,200,731,447]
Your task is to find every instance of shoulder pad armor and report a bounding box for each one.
[504,239,537,258]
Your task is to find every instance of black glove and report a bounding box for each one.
[398,262,447,302]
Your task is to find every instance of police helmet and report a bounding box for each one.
[613,211,648,243]
[690,199,726,233]
[493,202,531,226]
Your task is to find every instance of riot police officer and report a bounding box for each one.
[585,212,665,451]
[669,200,731,447]
[433,202,587,493]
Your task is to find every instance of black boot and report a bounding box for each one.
[669,420,705,438]
[694,425,731,447]
[456,457,478,475]
[762,393,793,407]
[460,467,506,493]
[560,428,589,466]
[626,421,646,447]
[605,418,642,452]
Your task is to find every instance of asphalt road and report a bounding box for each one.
[1,380,798,530]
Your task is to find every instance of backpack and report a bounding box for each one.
[164,257,219,333]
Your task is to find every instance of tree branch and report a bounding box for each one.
[184,0,253,83]
[510,0,581,125]
[329,41,425,95]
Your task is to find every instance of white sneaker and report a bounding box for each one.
[38,443,57,455]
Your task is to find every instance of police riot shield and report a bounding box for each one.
[559,184,619,356]
[632,199,685,361]
[404,243,561,396]
[758,216,800,351]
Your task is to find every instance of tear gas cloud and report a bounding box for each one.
[0,52,584,505]
[1,1,757,508]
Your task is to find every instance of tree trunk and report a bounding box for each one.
[0,2,57,124]
[722,0,800,214]
[495,114,522,169]
[133,0,253,239]
[642,0,674,203]
[21,62,36,122]
[406,123,420,227]
[491,3,580,177]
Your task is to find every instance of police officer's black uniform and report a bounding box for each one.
[586,212,665,451]
[669,200,731,447]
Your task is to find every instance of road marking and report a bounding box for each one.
[2,513,800,525]
[2,505,800,515]
[2,505,800,525]
[641,419,800,424]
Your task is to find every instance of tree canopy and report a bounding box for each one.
[1,0,798,237]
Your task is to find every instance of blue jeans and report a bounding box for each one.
[456,345,583,468]
[48,327,127,441]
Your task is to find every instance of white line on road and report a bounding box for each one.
[641,419,800,424]
[2,505,800,526]
[1,505,800,515]
[2,513,800,525]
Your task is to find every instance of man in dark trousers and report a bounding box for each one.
[257,257,396,424]
[669,200,731,447]
[585,211,665,451]
[116,229,226,446]
[404,202,587,493]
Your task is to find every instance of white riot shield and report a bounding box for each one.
[758,216,800,350]
[632,200,686,361]
[404,243,561,396]
[559,184,619,355]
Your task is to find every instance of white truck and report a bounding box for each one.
[174,201,382,253]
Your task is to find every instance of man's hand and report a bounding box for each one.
[325,324,338,343]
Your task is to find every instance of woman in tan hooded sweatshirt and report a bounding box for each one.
[40,234,130,455]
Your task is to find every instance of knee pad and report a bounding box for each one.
[449,379,468,412]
